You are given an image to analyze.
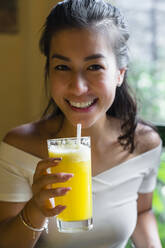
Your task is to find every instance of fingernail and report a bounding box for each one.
[58,205,66,211]
[65,173,74,178]
[60,173,74,178]
[61,187,71,193]
[52,158,62,162]
[66,187,72,191]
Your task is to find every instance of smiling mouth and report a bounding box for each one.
[66,99,98,109]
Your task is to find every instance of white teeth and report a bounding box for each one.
[69,100,95,108]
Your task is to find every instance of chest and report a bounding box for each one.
[91,144,135,177]
[45,199,137,248]
[27,137,136,177]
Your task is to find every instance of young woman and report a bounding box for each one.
[0,0,162,247]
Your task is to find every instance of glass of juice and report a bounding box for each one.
[47,137,93,233]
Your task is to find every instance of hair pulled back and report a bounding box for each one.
[39,0,138,153]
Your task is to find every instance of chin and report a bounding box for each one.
[68,117,97,129]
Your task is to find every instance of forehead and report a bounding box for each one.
[49,28,114,57]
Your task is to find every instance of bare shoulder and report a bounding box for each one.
[3,116,62,158]
[135,122,161,155]
[3,121,41,152]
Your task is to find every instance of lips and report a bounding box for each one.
[69,99,95,108]
[66,98,98,111]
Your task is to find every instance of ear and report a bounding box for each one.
[117,68,126,87]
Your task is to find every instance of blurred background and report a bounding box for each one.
[115,0,165,125]
[0,0,57,141]
[0,0,165,247]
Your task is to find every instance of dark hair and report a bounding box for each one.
[39,0,138,153]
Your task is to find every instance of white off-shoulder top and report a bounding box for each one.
[0,141,162,248]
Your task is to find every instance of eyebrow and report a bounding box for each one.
[51,53,106,61]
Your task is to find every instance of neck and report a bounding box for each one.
[57,115,111,144]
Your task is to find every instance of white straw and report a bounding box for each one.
[77,123,81,146]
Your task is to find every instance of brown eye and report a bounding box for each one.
[88,64,104,71]
[54,65,70,71]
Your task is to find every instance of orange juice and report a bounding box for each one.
[47,137,93,232]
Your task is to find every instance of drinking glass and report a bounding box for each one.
[47,137,93,233]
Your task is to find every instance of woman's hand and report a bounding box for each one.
[31,157,73,218]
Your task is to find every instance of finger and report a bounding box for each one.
[34,158,62,181]
[43,187,71,199]
[32,173,74,194]
[40,205,67,217]
[33,187,71,210]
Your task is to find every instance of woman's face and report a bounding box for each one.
[49,28,125,128]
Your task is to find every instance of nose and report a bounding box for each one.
[69,73,88,96]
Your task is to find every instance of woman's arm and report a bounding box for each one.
[131,193,162,248]
[0,158,73,248]
[0,201,45,248]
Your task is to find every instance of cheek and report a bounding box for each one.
[95,76,117,105]
[49,73,68,94]
[50,80,64,100]
[92,74,117,94]
[88,69,117,85]
[50,85,57,97]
